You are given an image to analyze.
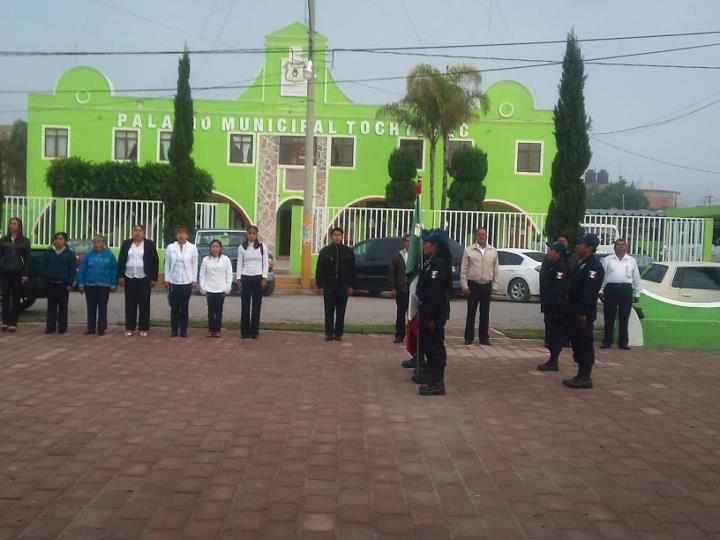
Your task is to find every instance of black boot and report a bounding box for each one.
[562,365,582,387]
[537,356,559,372]
[401,356,417,369]
[419,366,445,395]
[564,363,593,389]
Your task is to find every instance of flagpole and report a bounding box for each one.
[414,176,423,383]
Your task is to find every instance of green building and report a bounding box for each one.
[26,22,555,256]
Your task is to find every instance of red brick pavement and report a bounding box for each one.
[0,327,719,540]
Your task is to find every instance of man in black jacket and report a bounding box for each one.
[315,227,356,341]
[388,234,410,344]
[564,233,605,389]
[537,241,570,372]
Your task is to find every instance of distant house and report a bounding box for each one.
[640,189,680,210]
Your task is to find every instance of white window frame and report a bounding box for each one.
[227,132,255,167]
[398,137,425,171]
[41,125,70,160]
[514,140,544,176]
[112,127,140,162]
[329,135,356,169]
[157,130,172,163]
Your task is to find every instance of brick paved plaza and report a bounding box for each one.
[1,328,719,540]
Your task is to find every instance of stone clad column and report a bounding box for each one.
[256,135,279,253]
[315,136,328,207]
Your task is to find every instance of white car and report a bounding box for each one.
[496,248,543,302]
[641,261,720,303]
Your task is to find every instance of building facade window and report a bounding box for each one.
[515,141,543,174]
[114,129,139,161]
[43,127,69,158]
[279,135,318,166]
[399,138,424,170]
[229,133,254,164]
[447,139,473,165]
[330,137,354,168]
[158,131,171,162]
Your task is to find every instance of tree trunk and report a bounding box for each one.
[440,131,450,211]
[428,139,436,211]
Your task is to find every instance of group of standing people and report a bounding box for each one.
[536,232,640,389]
[0,218,270,339]
[3,215,641,393]
[388,226,637,394]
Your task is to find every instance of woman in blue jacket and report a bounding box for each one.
[76,234,118,336]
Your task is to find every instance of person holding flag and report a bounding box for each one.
[416,228,453,396]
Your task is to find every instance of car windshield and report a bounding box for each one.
[642,263,668,283]
[523,251,545,262]
[196,231,247,248]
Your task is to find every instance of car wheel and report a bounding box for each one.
[507,278,531,303]
[368,289,382,297]
[19,295,36,312]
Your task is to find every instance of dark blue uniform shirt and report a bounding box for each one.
[568,255,605,321]
[417,255,452,323]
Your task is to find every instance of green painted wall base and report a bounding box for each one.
[636,294,720,349]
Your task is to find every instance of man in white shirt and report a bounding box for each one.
[599,238,642,350]
[460,227,499,346]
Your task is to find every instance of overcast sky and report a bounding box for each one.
[1,0,718,206]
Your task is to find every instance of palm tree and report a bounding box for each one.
[437,64,490,211]
[377,64,441,210]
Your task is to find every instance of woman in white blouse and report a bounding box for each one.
[236,225,268,339]
[163,225,198,337]
[199,239,233,338]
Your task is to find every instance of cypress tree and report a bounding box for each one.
[447,146,488,211]
[164,49,197,245]
[545,31,591,244]
[385,148,417,208]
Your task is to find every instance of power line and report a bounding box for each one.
[591,136,720,175]
[4,51,720,97]
[3,29,720,57]
[592,95,720,135]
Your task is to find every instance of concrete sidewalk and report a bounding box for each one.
[0,329,718,539]
[22,290,547,331]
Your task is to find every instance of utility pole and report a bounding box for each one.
[300,0,315,289]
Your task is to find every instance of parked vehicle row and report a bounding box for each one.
[351,236,545,303]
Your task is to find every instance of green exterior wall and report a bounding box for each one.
[26,22,556,257]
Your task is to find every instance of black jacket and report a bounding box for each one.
[315,243,356,288]
[417,255,452,323]
[568,255,605,321]
[117,239,159,281]
[387,250,407,292]
[0,235,31,275]
[540,257,570,315]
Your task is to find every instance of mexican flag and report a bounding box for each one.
[406,177,422,357]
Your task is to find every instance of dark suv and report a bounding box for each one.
[352,236,464,296]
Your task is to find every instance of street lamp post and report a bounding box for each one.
[300,0,316,289]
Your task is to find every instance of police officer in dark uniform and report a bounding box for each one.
[416,229,452,396]
[537,241,570,372]
[564,233,604,389]
[557,234,578,347]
